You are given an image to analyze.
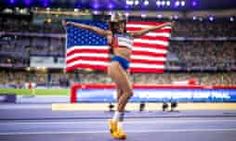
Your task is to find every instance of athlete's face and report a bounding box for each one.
[114,22,125,33]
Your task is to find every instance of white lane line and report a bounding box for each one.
[1,119,236,125]
[0,128,236,135]
[0,104,51,109]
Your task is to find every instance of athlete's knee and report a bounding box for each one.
[124,88,133,97]
[129,89,133,96]
[128,91,133,99]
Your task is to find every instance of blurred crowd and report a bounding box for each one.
[0,71,71,88]
[0,71,235,88]
[1,38,235,71]
[0,71,110,88]
[132,72,236,86]
[0,15,235,88]
[0,36,64,56]
[172,20,236,37]
[0,17,64,33]
[1,17,236,37]
[168,41,236,71]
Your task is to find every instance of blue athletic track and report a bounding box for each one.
[0,104,236,141]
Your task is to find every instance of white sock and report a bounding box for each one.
[112,111,121,121]
[118,122,123,129]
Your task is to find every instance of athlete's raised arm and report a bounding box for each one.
[130,22,173,38]
[62,20,111,37]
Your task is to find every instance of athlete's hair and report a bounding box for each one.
[109,21,127,34]
[108,12,127,34]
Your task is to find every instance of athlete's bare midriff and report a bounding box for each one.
[113,47,132,60]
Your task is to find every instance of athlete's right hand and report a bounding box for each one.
[62,20,72,26]
[164,22,173,26]
[62,20,66,26]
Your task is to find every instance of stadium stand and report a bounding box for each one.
[0,9,235,88]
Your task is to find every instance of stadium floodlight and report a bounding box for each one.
[108,3,114,9]
[192,1,197,7]
[108,11,113,15]
[199,17,203,22]
[93,3,99,9]
[141,13,147,18]
[10,0,15,4]
[175,1,180,7]
[19,8,29,14]
[156,0,161,6]
[26,67,31,71]
[125,12,130,17]
[42,66,47,70]
[157,14,163,18]
[74,8,79,12]
[161,1,166,6]
[3,8,13,13]
[126,0,134,5]
[209,16,214,22]
[144,0,149,6]
[230,17,234,22]
[181,1,185,6]
[93,10,99,15]
[174,15,178,20]
[134,0,139,5]
[166,1,171,6]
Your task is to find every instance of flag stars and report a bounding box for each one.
[66,21,108,46]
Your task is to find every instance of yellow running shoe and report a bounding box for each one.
[108,119,118,135]
[112,127,127,140]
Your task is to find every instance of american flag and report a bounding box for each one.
[65,20,172,73]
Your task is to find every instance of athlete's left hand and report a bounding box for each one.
[165,22,174,27]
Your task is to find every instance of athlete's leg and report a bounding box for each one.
[116,88,123,102]
[111,88,124,122]
[108,62,133,112]
[107,62,133,139]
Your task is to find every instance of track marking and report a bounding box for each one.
[0,128,236,136]
[52,103,236,111]
[0,104,51,109]
[1,119,236,125]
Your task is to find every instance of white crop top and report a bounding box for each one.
[112,33,133,49]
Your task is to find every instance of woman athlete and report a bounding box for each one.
[63,12,172,139]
